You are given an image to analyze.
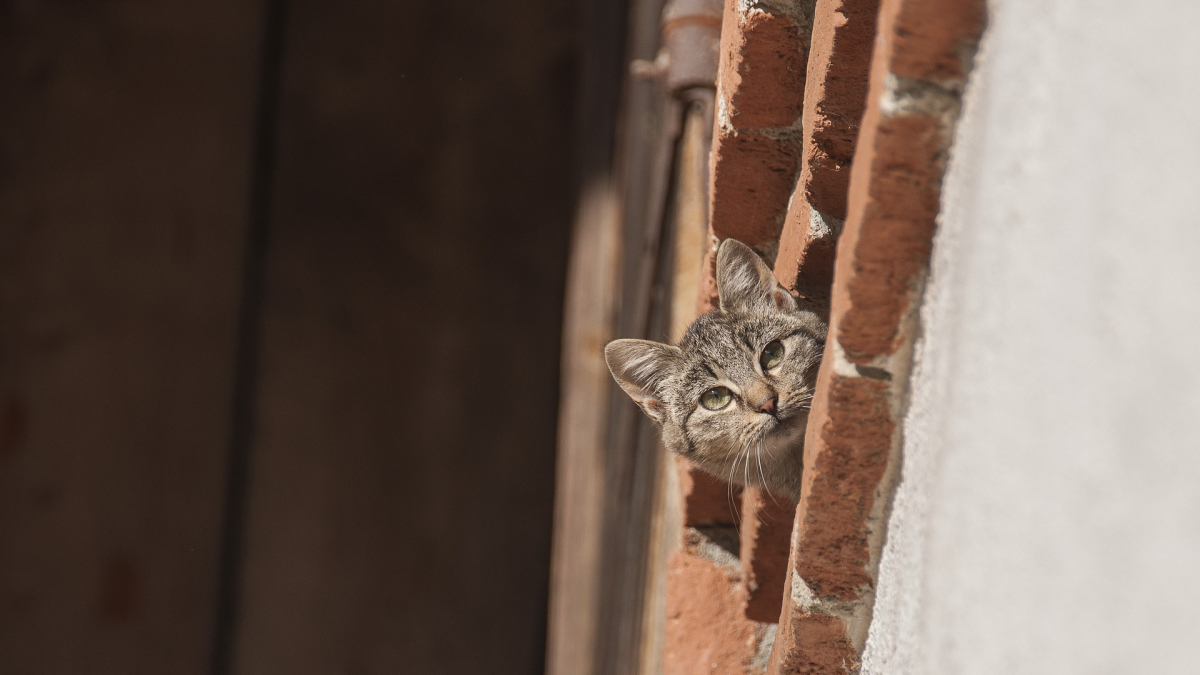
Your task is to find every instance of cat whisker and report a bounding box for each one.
[743,444,750,510]
[728,444,749,537]
[756,434,785,510]
[756,442,779,514]
[755,438,766,493]
[730,441,749,540]
[727,448,737,526]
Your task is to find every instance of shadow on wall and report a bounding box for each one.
[0,1,581,674]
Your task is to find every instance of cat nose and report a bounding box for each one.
[757,395,777,415]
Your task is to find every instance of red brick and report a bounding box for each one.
[709,132,807,250]
[768,606,856,675]
[708,0,816,257]
[795,0,880,219]
[773,223,837,316]
[664,534,760,675]
[835,113,944,362]
[740,488,796,622]
[774,0,880,317]
[882,0,987,84]
[768,0,985,672]
[793,371,893,599]
[680,456,742,526]
[717,2,810,129]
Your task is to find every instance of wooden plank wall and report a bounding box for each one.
[231,0,577,673]
[0,2,263,673]
[0,1,578,674]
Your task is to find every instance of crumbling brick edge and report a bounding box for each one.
[766,0,988,673]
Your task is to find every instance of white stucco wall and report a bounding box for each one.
[861,1,1200,673]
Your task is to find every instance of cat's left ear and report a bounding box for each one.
[715,238,797,314]
[604,339,681,423]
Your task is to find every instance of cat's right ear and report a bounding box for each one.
[716,238,797,314]
[604,339,681,423]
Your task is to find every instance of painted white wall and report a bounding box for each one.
[861,1,1200,673]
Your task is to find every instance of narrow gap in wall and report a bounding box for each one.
[671,94,742,561]
[209,0,290,672]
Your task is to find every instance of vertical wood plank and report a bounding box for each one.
[231,1,579,673]
[0,2,264,673]
[548,179,623,675]
[545,0,631,669]
[636,98,714,675]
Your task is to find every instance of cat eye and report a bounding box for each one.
[699,386,733,411]
[760,340,785,371]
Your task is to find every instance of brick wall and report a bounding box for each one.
[767,1,984,670]
[548,0,990,671]
[654,0,986,673]
[659,1,820,671]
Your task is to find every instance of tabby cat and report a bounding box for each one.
[604,239,826,501]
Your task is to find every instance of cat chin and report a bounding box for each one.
[763,412,808,453]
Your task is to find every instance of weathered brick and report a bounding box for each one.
[882,0,986,84]
[665,0,984,671]
[751,3,880,653]
[716,1,810,129]
[767,0,986,671]
[664,532,760,675]
[774,0,880,318]
[680,456,742,526]
[710,132,808,250]
[690,0,824,635]
[768,607,856,675]
[740,488,796,623]
[793,371,893,599]
[793,0,880,219]
[835,113,946,362]
[708,0,817,258]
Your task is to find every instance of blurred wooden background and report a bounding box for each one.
[0,0,586,673]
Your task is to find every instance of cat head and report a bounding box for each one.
[604,239,827,497]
